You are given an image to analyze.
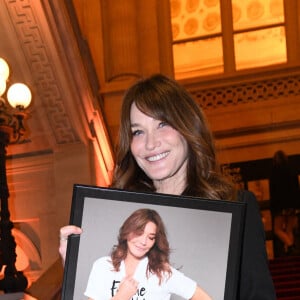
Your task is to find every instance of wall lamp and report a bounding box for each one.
[0,57,32,293]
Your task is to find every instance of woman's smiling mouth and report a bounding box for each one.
[146,152,169,162]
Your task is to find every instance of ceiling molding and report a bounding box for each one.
[2,0,81,145]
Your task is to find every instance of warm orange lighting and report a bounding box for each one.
[91,111,115,186]
[171,0,286,78]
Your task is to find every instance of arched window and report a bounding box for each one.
[171,0,300,79]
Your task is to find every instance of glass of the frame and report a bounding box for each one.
[62,184,246,300]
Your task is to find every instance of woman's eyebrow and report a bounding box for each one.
[148,233,156,236]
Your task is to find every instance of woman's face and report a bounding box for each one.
[127,221,157,259]
[130,102,188,186]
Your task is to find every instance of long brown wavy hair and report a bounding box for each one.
[111,209,171,282]
[112,74,235,200]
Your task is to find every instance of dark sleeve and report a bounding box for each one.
[238,191,276,300]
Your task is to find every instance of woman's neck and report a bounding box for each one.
[154,175,186,195]
[124,255,141,276]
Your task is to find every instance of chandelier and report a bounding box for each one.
[0,57,32,143]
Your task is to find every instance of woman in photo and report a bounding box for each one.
[85,208,211,300]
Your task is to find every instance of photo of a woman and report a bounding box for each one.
[84,208,212,300]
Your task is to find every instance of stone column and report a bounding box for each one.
[100,0,174,81]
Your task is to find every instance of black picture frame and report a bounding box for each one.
[62,184,246,300]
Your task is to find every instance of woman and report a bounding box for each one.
[85,208,211,300]
[60,74,276,299]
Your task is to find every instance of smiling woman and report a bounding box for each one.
[60,74,276,300]
[130,102,188,194]
[113,74,228,199]
[84,208,212,300]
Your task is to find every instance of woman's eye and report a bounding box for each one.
[132,129,143,136]
[158,121,168,128]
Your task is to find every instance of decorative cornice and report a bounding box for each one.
[5,0,80,144]
[190,72,300,110]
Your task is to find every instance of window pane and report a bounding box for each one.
[234,26,286,70]
[171,0,223,79]
[171,0,221,42]
[173,37,223,79]
[232,0,284,31]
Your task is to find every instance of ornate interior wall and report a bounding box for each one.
[71,0,300,162]
[0,0,300,294]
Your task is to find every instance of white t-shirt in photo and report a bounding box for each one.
[84,256,197,300]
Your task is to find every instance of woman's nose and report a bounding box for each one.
[139,235,147,245]
[145,132,160,150]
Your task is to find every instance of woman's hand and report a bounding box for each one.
[59,225,82,264]
[112,275,139,300]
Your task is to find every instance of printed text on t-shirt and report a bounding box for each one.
[111,280,146,300]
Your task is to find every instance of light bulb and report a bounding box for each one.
[0,58,10,81]
[0,80,6,97]
[7,83,32,109]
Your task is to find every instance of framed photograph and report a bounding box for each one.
[62,184,246,300]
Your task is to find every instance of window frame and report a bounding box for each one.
[172,0,300,79]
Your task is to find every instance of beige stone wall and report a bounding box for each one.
[7,143,92,281]
[184,69,300,164]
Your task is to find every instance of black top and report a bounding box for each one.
[238,190,276,300]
